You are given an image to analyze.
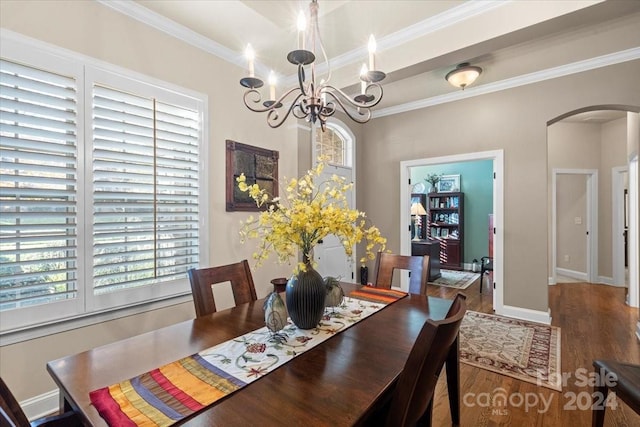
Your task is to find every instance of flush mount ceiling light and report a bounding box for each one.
[239,0,385,131]
[445,62,482,89]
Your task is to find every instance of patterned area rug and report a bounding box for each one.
[459,311,562,391]
[430,269,479,289]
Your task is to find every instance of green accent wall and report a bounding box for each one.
[411,160,493,266]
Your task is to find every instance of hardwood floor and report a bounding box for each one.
[428,277,640,427]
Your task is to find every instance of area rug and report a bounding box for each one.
[430,269,479,289]
[459,311,562,391]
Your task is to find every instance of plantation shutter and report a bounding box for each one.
[91,85,200,294]
[0,59,79,309]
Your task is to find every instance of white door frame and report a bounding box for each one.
[628,155,639,309]
[612,166,628,287]
[551,169,598,284]
[400,150,504,312]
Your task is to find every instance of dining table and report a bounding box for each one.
[47,283,460,426]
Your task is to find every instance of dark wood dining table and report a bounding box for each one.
[47,283,460,426]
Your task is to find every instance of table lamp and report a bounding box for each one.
[411,202,427,240]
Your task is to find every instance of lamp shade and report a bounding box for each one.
[446,62,482,89]
[411,202,427,216]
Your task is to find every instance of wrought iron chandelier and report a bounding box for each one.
[240,0,385,131]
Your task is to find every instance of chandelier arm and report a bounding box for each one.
[243,87,302,113]
[324,92,372,124]
[321,100,336,117]
[291,96,314,118]
[323,84,384,109]
[316,100,336,126]
[292,99,310,119]
[266,92,307,128]
[297,64,309,96]
[242,89,263,112]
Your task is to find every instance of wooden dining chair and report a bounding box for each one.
[373,252,430,295]
[0,377,81,427]
[591,359,640,427]
[384,293,467,427]
[187,260,258,317]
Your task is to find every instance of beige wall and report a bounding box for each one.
[547,122,600,279]
[600,118,629,276]
[356,60,640,313]
[0,0,298,401]
[548,119,628,280]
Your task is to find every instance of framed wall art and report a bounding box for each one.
[437,174,460,193]
[226,140,279,211]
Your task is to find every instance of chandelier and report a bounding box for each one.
[239,0,385,131]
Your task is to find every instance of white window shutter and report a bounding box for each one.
[0,59,79,310]
[91,85,200,294]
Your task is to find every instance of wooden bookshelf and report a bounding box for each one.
[427,192,463,270]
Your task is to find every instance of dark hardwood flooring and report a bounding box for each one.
[428,275,640,427]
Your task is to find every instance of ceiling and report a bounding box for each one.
[116,0,640,121]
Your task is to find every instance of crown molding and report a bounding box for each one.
[374,47,640,118]
[283,0,506,87]
[95,0,273,77]
[96,0,507,87]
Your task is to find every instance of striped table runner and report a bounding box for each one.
[89,287,406,427]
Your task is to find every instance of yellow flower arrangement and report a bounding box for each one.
[237,160,386,273]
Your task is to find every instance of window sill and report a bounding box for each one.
[0,293,193,346]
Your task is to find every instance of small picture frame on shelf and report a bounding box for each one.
[437,174,460,193]
[441,228,449,238]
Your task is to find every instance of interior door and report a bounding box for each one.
[556,173,590,281]
[314,163,354,281]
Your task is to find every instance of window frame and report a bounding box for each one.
[0,31,209,339]
[313,120,353,168]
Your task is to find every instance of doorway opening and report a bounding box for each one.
[550,169,598,284]
[400,150,504,313]
[547,107,639,311]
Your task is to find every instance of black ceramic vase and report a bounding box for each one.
[286,263,326,329]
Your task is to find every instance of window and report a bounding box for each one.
[90,84,200,297]
[0,37,206,333]
[0,59,80,313]
[314,122,352,167]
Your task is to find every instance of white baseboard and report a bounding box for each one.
[21,389,59,421]
[597,275,613,285]
[556,267,587,281]
[596,276,628,287]
[551,271,626,287]
[498,305,552,325]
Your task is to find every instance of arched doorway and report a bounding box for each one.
[547,105,639,310]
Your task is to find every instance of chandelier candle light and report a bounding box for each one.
[239,0,385,131]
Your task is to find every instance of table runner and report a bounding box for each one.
[89,287,406,427]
